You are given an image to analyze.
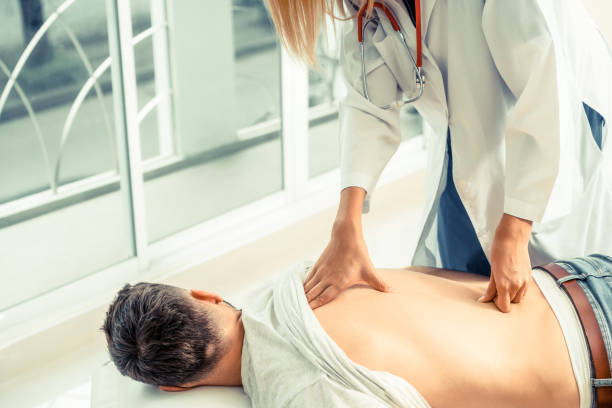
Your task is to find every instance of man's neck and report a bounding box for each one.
[201,313,245,386]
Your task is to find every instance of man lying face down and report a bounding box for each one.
[103,256,612,408]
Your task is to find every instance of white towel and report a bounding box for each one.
[240,260,431,408]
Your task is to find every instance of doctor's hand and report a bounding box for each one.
[304,219,390,310]
[305,187,390,309]
[478,213,533,313]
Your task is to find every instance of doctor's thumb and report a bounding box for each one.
[365,270,391,293]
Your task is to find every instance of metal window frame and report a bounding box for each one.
[281,47,309,202]
[150,0,175,157]
[113,0,149,266]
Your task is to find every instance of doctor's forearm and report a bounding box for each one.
[333,187,366,233]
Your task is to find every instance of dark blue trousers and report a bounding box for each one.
[436,103,605,276]
[437,131,491,276]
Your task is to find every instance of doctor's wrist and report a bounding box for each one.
[495,213,533,245]
[332,216,362,238]
[335,187,366,221]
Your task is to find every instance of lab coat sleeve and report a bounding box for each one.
[338,17,403,213]
[482,0,561,222]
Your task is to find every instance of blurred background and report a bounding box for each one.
[0,0,423,311]
[0,0,609,407]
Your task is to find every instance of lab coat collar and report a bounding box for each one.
[345,0,438,36]
[421,0,438,42]
[383,0,439,40]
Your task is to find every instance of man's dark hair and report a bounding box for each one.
[102,282,224,386]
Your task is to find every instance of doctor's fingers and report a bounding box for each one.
[500,275,527,303]
[478,277,497,303]
[305,281,327,303]
[493,291,512,313]
[511,282,529,304]
[309,285,342,310]
[304,266,325,294]
[303,263,320,290]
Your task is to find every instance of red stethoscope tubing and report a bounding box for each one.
[357,1,422,68]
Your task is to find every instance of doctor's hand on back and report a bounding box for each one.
[305,186,534,313]
[304,187,390,309]
[478,213,534,313]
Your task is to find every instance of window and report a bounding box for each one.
[140,0,283,242]
[0,1,425,329]
[308,22,345,178]
[0,0,134,310]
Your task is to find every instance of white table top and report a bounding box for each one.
[91,361,250,408]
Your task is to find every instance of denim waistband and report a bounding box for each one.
[550,254,612,395]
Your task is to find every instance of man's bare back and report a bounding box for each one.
[313,267,579,408]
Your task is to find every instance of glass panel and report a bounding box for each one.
[142,0,283,243]
[133,35,160,160]
[0,0,135,310]
[308,112,341,178]
[130,0,152,37]
[139,104,161,161]
[308,25,345,178]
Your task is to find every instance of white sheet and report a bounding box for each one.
[240,260,431,408]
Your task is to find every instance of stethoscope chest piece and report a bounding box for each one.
[416,67,425,86]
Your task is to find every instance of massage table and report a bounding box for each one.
[91,360,251,407]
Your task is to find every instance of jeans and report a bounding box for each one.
[545,254,612,405]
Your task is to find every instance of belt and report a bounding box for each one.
[540,262,612,407]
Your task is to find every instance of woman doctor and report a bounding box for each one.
[266,0,612,313]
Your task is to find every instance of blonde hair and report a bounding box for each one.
[265,0,377,66]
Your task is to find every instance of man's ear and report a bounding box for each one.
[159,385,190,392]
[190,289,223,304]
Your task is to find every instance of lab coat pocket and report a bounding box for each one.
[374,33,417,99]
[359,36,401,108]
[362,47,386,76]
[341,27,391,106]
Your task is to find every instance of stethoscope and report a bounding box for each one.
[358,1,425,109]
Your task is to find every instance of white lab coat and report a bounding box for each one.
[338,0,612,267]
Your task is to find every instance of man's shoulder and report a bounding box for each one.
[242,341,324,408]
[240,260,320,406]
